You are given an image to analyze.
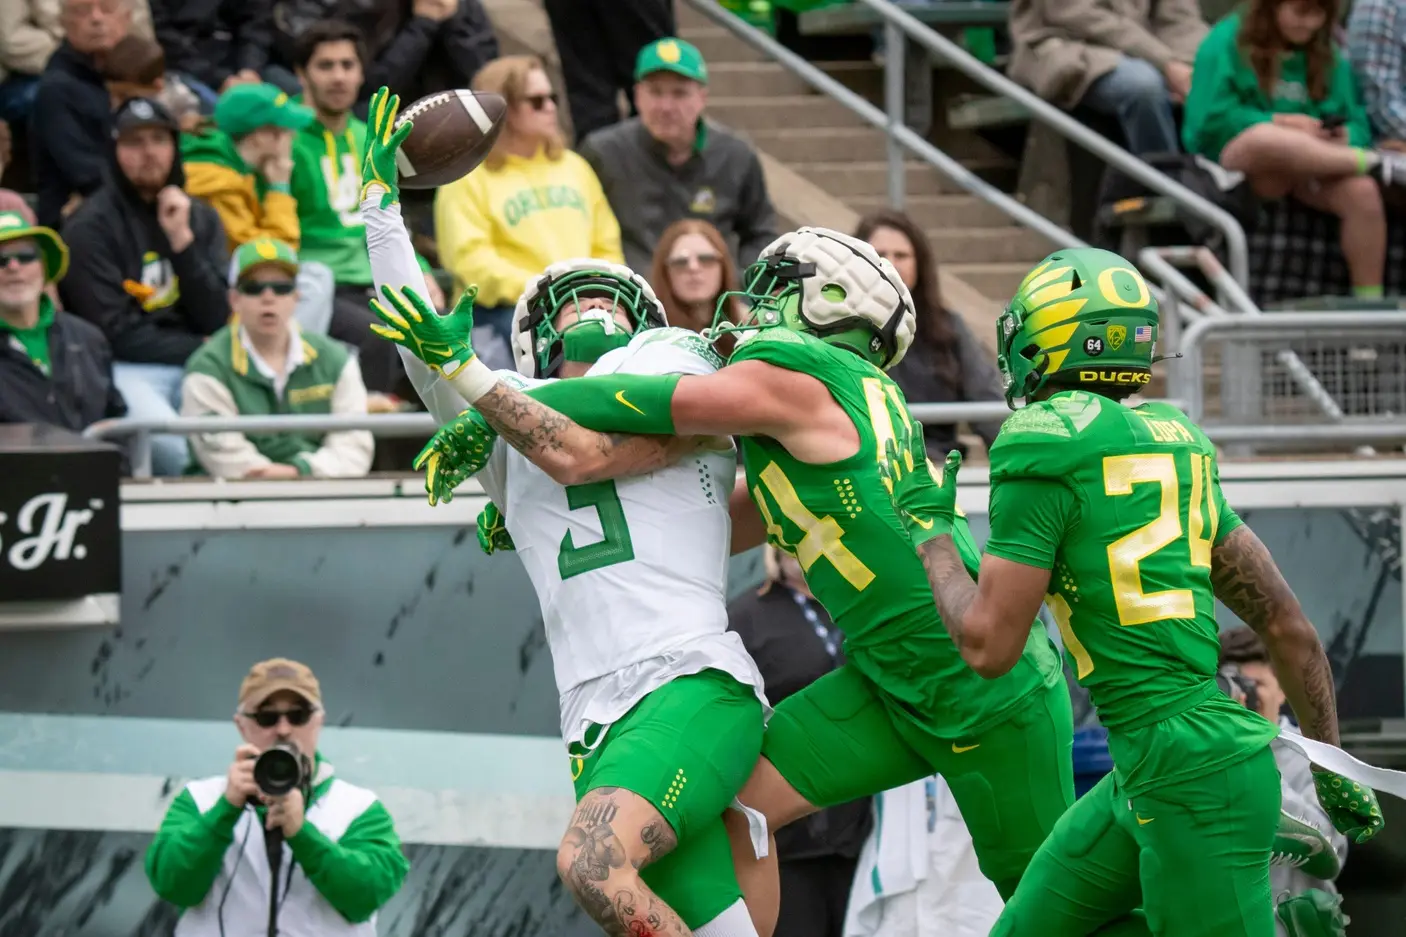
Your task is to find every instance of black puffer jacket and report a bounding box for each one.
[0,307,126,431]
[32,42,111,228]
[149,0,274,91]
[59,133,232,366]
[270,0,498,107]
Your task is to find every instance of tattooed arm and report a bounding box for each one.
[1211,524,1339,746]
[918,538,1050,677]
[474,381,700,487]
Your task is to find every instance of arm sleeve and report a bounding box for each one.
[144,789,244,908]
[364,17,440,97]
[361,190,474,423]
[734,149,779,265]
[983,477,1080,569]
[294,357,375,478]
[1349,2,1406,140]
[1045,0,1176,68]
[520,372,681,434]
[168,207,234,336]
[232,0,272,73]
[287,800,409,924]
[0,2,60,74]
[432,179,541,303]
[33,77,107,196]
[58,218,205,364]
[181,372,274,477]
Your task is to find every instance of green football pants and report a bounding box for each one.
[992,745,1282,937]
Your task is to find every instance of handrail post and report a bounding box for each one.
[854,0,1251,288]
[884,20,906,209]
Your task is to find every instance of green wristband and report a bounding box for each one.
[525,373,680,436]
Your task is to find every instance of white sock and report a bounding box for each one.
[695,899,758,937]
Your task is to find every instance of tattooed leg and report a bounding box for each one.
[557,787,689,937]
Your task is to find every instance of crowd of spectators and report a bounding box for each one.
[0,0,791,478]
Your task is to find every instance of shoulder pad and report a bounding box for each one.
[729,327,822,371]
[989,393,1106,481]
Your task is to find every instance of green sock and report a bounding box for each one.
[1354,285,1384,298]
[1354,148,1378,174]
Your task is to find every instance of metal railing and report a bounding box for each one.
[96,395,1404,479]
[1176,312,1406,445]
[681,0,1077,252]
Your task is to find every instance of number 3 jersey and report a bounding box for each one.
[985,391,1279,795]
[728,328,1064,741]
[476,328,769,748]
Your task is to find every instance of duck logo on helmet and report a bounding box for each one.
[1078,369,1150,385]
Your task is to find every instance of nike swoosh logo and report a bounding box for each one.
[907,513,934,530]
[1137,814,1155,825]
[951,743,979,754]
[615,390,645,415]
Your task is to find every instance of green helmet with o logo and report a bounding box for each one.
[996,247,1159,408]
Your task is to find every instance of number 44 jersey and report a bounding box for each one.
[986,390,1279,795]
[475,328,768,748]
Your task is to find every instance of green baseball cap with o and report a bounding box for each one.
[228,237,300,286]
[0,210,69,283]
[214,83,315,138]
[635,38,708,84]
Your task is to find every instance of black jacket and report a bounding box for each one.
[33,42,112,228]
[150,0,273,90]
[0,308,126,431]
[270,0,498,108]
[727,586,873,862]
[59,141,232,367]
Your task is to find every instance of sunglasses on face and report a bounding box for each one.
[667,252,722,270]
[0,250,41,268]
[237,280,296,297]
[244,707,315,728]
[524,92,559,111]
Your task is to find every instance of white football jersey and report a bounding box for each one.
[475,328,769,746]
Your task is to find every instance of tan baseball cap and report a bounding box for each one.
[238,658,322,710]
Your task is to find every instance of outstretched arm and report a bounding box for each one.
[1210,524,1338,746]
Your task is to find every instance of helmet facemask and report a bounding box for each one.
[513,264,667,379]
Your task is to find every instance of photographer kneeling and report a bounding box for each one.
[145,659,409,935]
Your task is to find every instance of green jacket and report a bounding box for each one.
[291,112,372,286]
[181,323,374,478]
[1183,11,1371,161]
[145,756,408,926]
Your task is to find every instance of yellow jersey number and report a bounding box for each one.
[748,376,916,592]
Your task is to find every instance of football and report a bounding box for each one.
[394,89,507,190]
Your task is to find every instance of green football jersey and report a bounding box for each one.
[986,390,1279,792]
[730,328,1062,738]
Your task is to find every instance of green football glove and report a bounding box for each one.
[1312,768,1384,843]
[1276,888,1348,937]
[476,501,515,554]
[370,282,480,377]
[413,408,499,506]
[880,438,961,546]
[361,86,413,209]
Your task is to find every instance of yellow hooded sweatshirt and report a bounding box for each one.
[433,147,623,308]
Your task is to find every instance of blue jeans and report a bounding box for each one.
[0,75,40,123]
[113,362,189,476]
[1080,57,1180,156]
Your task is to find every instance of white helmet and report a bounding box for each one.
[510,258,667,378]
[734,227,916,369]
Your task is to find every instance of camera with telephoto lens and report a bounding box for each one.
[1214,663,1260,715]
[253,741,309,797]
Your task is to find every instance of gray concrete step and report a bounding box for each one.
[942,261,1033,303]
[849,194,1014,229]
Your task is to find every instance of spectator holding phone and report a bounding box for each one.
[1183,0,1403,298]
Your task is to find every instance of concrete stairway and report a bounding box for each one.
[479,0,1059,330]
